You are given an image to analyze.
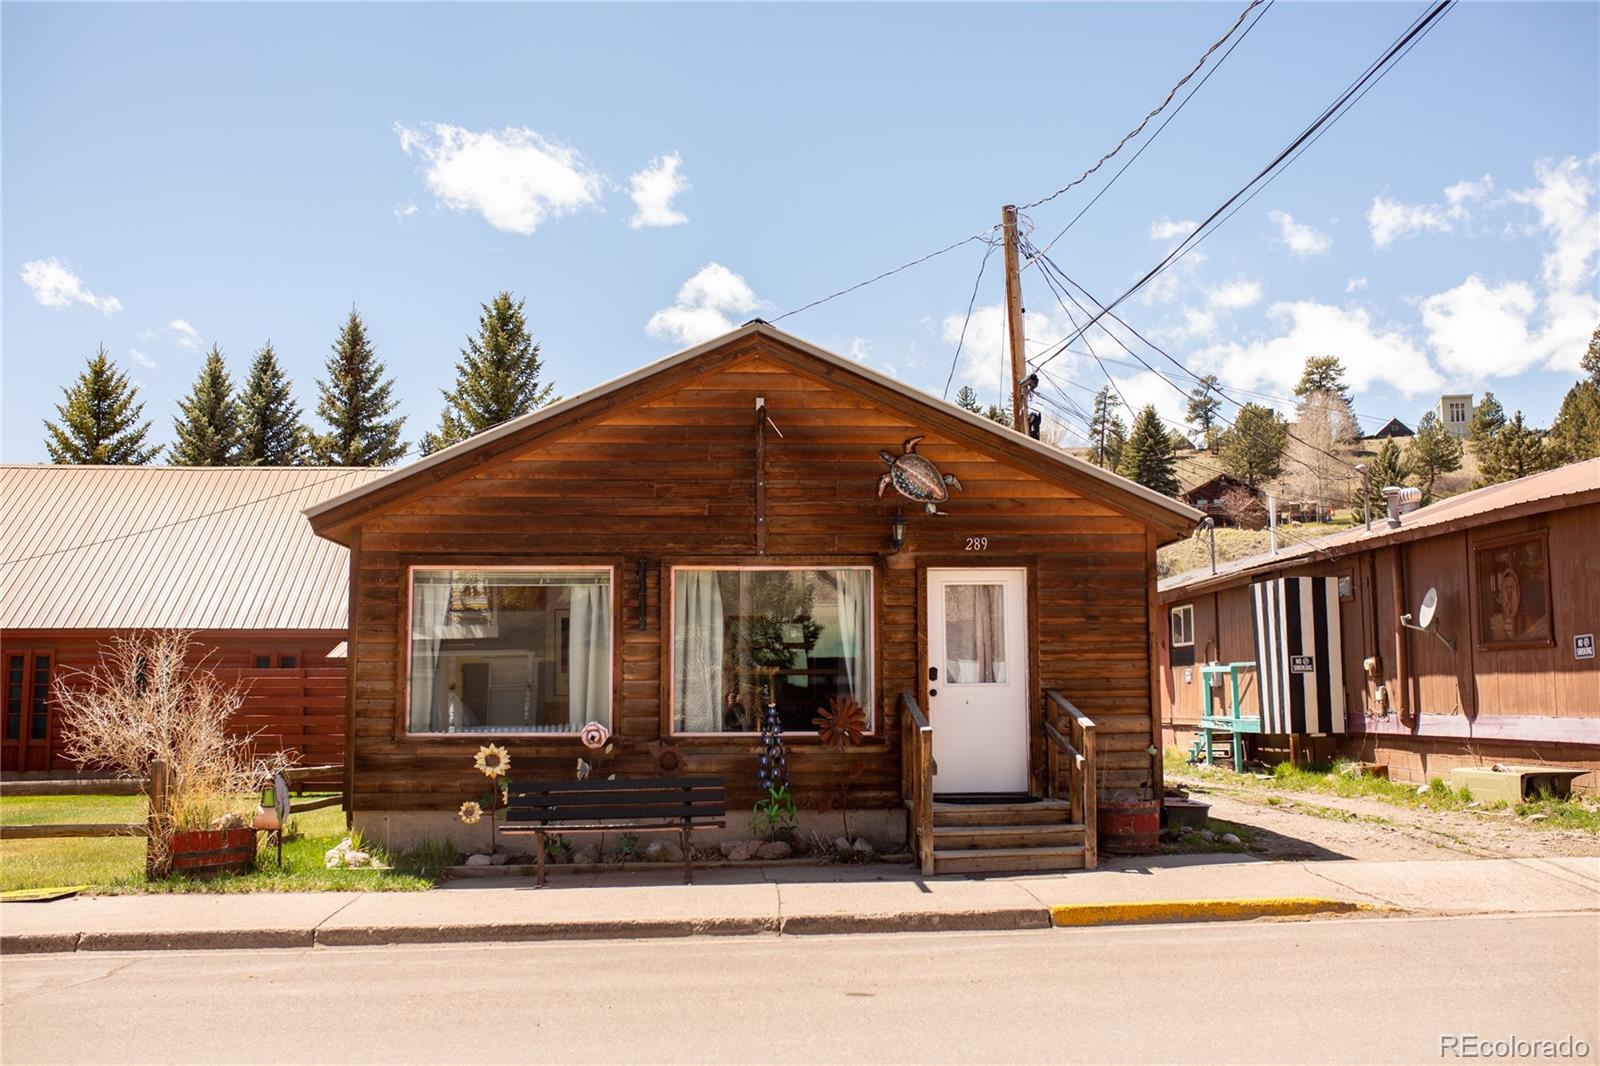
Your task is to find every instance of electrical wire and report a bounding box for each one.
[942,238,1001,400]
[771,230,995,323]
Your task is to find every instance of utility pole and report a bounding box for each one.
[1001,204,1028,434]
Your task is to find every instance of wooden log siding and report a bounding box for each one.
[339,341,1174,812]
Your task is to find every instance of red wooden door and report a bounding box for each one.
[3,651,54,772]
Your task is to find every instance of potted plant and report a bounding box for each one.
[55,630,293,879]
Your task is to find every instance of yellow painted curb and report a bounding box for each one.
[1049,897,1378,927]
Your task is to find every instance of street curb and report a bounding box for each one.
[1048,897,1378,927]
[778,908,1051,936]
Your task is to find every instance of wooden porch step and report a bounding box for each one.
[931,799,1074,827]
[929,822,1086,850]
[933,844,1087,874]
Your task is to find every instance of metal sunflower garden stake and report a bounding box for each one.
[813,695,869,845]
[463,744,510,853]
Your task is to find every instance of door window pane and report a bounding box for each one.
[30,656,50,740]
[5,655,22,740]
[408,569,611,733]
[945,584,1007,684]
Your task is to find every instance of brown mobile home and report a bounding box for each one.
[306,322,1200,872]
[1158,459,1600,788]
[0,465,383,774]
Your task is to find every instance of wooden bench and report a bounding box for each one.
[502,776,726,886]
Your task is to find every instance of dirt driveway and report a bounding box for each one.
[1169,770,1600,862]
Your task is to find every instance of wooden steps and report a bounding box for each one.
[915,799,1090,874]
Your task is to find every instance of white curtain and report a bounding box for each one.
[567,585,610,728]
[411,578,453,731]
[835,569,871,704]
[674,571,725,732]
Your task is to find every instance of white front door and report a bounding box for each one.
[926,567,1030,795]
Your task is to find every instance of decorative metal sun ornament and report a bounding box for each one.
[877,436,962,515]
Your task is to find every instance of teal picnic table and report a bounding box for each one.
[1193,661,1261,772]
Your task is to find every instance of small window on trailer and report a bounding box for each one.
[1169,605,1195,648]
[253,654,273,669]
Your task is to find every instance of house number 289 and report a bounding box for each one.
[965,537,989,551]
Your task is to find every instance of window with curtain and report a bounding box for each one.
[408,568,611,734]
[672,567,872,734]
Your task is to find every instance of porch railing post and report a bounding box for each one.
[145,758,170,880]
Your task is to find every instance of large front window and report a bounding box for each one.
[672,567,872,734]
[408,568,611,734]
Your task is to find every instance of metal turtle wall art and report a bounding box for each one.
[878,436,962,514]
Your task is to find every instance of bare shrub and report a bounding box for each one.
[1218,485,1267,530]
[54,630,294,833]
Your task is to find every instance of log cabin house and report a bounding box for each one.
[0,465,382,776]
[305,322,1202,874]
[1159,458,1600,789]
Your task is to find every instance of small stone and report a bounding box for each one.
[833,835,853,855]
[344,850,372,867]
[719,841,743,858]
[726,845,753,862]
[489,853,509,866]
[851,838,876,858]
[645,839,684,863]
[1199,829,1218,843]
[570,846,599,865]
[755,841,792,860]
[465,853,493,866]
[1527,812,1549,822]
[1220,833,1241,846]
[747,839,767,855]
[1416,784,1430,796]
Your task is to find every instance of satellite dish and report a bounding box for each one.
[1417,587,1439,630]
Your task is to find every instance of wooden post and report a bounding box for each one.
[1001,205,1028,434]
[754,399,768,555]
[145,758,170,880]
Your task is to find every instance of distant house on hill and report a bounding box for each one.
[1180,473,1327,527]
[1436,394,1474,439]
[1365,418,1414,440]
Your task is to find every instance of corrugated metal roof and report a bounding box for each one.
[0,465,387,630]
[1160,457,1600,595]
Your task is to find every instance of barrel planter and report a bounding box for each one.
[167,828,256,878]
[1098,799,1160,856]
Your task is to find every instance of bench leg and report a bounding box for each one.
[536,831,546,888]
[681,825,691,885]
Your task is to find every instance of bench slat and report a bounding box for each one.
[506,804,723,823]
[508,776,722,796]
[509,789,723,809]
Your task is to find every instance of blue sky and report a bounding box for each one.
[5,2,1597,463]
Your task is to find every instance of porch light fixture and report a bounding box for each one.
[888,510,907,553]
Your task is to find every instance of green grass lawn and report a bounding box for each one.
[0,794,442,894]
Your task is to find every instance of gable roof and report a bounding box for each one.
[0,465,386,630]
[1159,457,1600,597]
[1365,417,1414,439]
[305,321,1201,537]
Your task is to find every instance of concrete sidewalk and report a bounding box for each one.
[3,854,1595,955]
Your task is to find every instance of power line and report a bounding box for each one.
[1020,0,1270,212]
[1028,0,1455,366]
[942,237,1002,399]
[771,230,995,324]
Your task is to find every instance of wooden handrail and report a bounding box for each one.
[1044,689,1098,870]
[1045,690,1096,730]
[900,691,935,877]
[1042,720,1082,768]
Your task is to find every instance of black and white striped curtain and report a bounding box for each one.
[1249,577,1346,735]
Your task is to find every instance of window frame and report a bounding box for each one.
[402,563,618,738]
[1169,604,1195,649]
[666,563,878,740]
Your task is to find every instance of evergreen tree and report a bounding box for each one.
[1294,356,1352,406]
[1544,379,1600,466]
[420,292,555,455]
[1467,391,1506,456]
[1087,387,1125,468]
[1406,411,1464,500]
[1353,439,1409,514]
[953,386,982,414]
[1104,414,1128,471]
[1219,402,1288,489]
[170,345,242,465]
[42,346,161,465]
[310,308,407,466]
[1480,412,1550,484]
[1581,324,1600,387]
[1117,405,1180,496]
[1185,374,1223,450]
[982,404,1013,429]
[237,342,306,465]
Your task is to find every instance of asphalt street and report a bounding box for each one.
[3,912,1596,1064]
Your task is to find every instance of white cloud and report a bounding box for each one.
[395,122,604,235]
[1267,210,1331,257]
[394,202,418,223]
[1148,217,1196,243]
[1368,174,1492,248]
[128,348,156,370]
[20,259,123,314]
[843,335,898,378]
[1192,301,1441,399]
[1420,275,1542,378]
[169,319,202,351]
[1205,279,1263,311]
[1107,370,1190,431]
[1345,277,1368,293]
[626,152,690,229]
[646,262,762,346]
[1509,155,1599,293]
[941,301,1079,401]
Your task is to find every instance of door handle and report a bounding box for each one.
[928,688,938,698]
[928,666,938,681]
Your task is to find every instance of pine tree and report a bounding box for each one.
[238,342,306,465]
[1581,324,1600,387]
[420,292,555,455]
[1406,411,1464,500]
[1185,374,1222,450]
[1294,356,1352,406]
[1219,403,1288,489]
[1545,380,1600,465]
[42,346,161,465]
[1117,405,1180,496]
[1087,387,1125,468]
[310,308,407,466]
[1104,414,1128,471]
[1467,391,1506,457]
[1353,438,1409,514]
[1480,412,1549,484]
[953,386,982,414]
[169,345,242,465]
[982,404,1013,429]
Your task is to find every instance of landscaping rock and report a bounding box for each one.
[211,811,247,830]
[755,841,792,860]
[570,846,599,865]
[489,853,509,866]
[1199,829,1218,843]
[464,853,493,866]
[719,841,743,858]
[1220,833,1241,846]
[726,845,753,862]
[644,839,683,863]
